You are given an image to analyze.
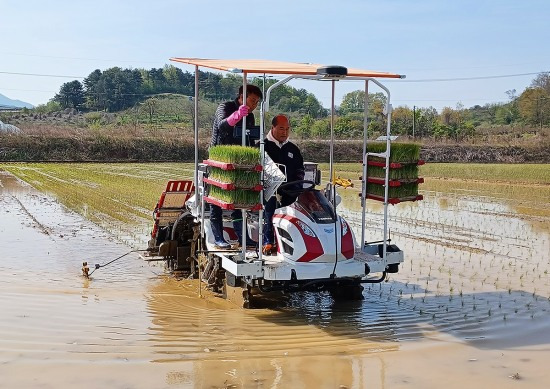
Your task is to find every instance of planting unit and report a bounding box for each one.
[144,58,408,308]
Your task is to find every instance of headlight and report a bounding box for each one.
[296,220,316,237]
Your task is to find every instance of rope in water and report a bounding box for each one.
[86,249,147,277]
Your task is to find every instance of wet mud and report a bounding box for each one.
[0,168,549,388]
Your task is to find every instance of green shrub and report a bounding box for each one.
[84,112,103,124]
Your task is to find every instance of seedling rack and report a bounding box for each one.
[364,146,424,204]
[204,146,262,210]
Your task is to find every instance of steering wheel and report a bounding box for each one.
[277,180,316,197]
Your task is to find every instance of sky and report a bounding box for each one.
[1,0,549,110]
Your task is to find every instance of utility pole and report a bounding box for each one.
[539,96,543,131]
[412,105,416,139]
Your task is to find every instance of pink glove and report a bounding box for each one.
[226,105,249,126]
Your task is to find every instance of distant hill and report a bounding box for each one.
[0,93,34,109]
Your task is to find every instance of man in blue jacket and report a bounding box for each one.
[263,114,305,254]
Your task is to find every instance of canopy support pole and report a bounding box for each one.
[241,74,248,256]
[361,80,369,248]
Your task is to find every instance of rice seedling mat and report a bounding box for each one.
[203,159,263,172]
[367,177,424,187]
[365,193,424,205]
[204,195,262,211]
[206,183,262,210]
[364,164,420,180]
[366,159,425,169]
[202,177,262,191]
[207,167,262,190]
[366,142,422,163]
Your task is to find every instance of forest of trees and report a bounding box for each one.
[49,66,550,140]
[51,65,325,118]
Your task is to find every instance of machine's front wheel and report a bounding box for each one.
[222,277,252,308]
[328,282,365,301]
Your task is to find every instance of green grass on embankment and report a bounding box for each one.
[420,163,550,185]
[322,163,550,185]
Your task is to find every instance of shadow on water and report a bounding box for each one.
[143,274,550,368]
[251,281,550,351]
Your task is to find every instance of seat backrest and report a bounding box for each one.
[158,180,195,209]
[154,180,195,227]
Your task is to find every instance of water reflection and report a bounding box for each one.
[144,278,398,388]
[2,167,550,388]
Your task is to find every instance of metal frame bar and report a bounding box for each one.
[194,66,205,244]
[240,75,247,257]
[352,77,392,264]
[264,75,296,112]
[361,80,369,246]
[194,66,199,199]
[329,80,335,199]
[258,77,266,264]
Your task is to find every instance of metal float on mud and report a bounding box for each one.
[142,59,417,308]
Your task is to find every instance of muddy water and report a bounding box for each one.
[1,171,549,388]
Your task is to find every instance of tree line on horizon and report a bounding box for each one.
[49,65,326,117]
[43,66,550,140]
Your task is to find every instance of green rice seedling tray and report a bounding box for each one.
[203,177,262,191]
[366,181,420,198]
[367,177,424,187]
[207,186,261,210]
[204,196,262,211]
[208,167,261,188]
[364,164,419,180]
[365,193,424,205]
[203,159,262,172]
[208,145,260,165]
[367,143,421,164]
[367,159,425,169]
[359,161,424,180]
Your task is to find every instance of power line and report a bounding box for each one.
[399,61,550,72]
[394,98,508,102]
[1,52,160,64]
[0,71,85,79]
[0,87,57,93]
[389,71,548,83]
[2,70,548,83]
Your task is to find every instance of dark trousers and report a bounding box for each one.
[210,205,243,243]
[263,193,298,246]
[263,196,277,245]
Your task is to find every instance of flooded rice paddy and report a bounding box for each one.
[0,163,549,388]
